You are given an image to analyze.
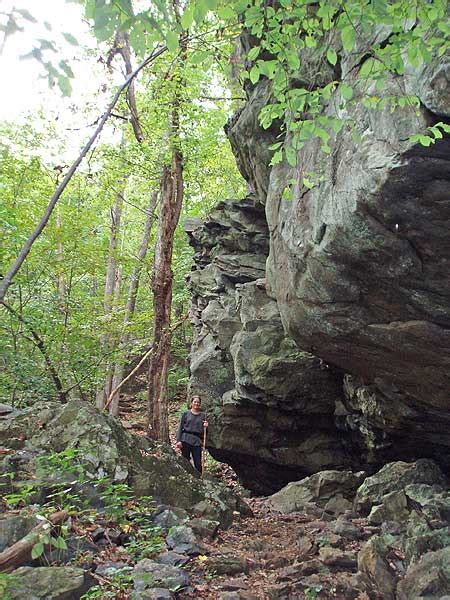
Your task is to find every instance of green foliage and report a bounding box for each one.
[3,483,37,509]
[305,585,323,600]
[0,573,17,600]
[80,568,134,599]
[233,0,449,165]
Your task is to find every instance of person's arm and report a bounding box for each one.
[176,412,186,443]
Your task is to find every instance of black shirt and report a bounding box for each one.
[176,410,205,447]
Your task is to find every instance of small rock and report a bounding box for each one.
[165,525,204,555]
[218,593,241,600]
[332,518,363,540]
[357,536,397,600]
[368,491,410,525]
[297,535,316,557]
[296,559,322,576]
[130,589,173,600]
[317,531,342,547]
[206,555,249,576]
[397,547,450,600]
[265,556,290,570]
[132,559,189,592]
[6,566,95,599]
[95,561,129,576]
[0,514,38,552]
[319,546,357,570]
[324,494,353,516]
[266,582,291,599]
[152,507,189,531]
[188,517,219,540]
[154,551,190,567]
[217,577,249,591]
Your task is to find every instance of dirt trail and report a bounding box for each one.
[181,496,377,600]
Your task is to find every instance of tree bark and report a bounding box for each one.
[147,12,186,442]
[96,190,124,410]
[0,510,68,573]
[109,191,158,416]
[147,154,183,442]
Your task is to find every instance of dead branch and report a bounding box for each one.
[0,510,68,573]
[104,313,188,412]
[0,44,169,303]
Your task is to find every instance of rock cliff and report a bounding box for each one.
[187,33,450,493]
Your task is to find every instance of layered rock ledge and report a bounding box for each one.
[187,33,450,492]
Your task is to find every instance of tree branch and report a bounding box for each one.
[0,44,168,302]
[1,301,66,402]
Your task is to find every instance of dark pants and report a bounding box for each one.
[181,442,202,473]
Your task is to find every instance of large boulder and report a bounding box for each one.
[267,469,365,514]
[186,197,363,494]
[0,400,249,528]
[186,23,450,492]
[5,566,95,599]
[265,43,450,472]
[354,459,448,516]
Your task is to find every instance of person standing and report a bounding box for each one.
[176,395,208,473]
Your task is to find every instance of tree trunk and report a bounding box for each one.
[96,190,124,410]
[109,191,158,417]
[147,13,186,441]
[0,510,68,573]
[147,153,183,442]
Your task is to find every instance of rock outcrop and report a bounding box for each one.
[187,27,450,491]
[187,199,357,494]
[0,400,249,527]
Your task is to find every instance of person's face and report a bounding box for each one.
[191,397,201,410]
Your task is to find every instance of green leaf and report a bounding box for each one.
[247,47,260,61]
[249,65,260,84]
[165,30,179,52]
[419,135,432,146]
[190,50,209,65]
[59,60,74,78]
[326,48,337,66]
[62,32,78,46]
[341,26,355,52]
[282,185,294,201]
[31,542,44,559]
[57,75,72,97]
[180,7,194,30]
[194,0,209,23]
[217,6,235,19]
[15,8,37,23]
[53,536,68,550]
[285,145,297,167]
[341,83,353,100]
[270,149,283,166]
[360,57,379,78]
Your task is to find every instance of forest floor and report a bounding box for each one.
[114,393,376,600]
[178,496,375,600]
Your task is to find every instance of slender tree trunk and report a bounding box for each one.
[147,12,186,441]
[55,208,66,318]
[147,154,183,441]
[96,190,124,409]
[109,191,158,416]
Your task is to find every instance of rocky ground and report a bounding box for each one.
[1,400,449,599]
[182,497,372,600]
